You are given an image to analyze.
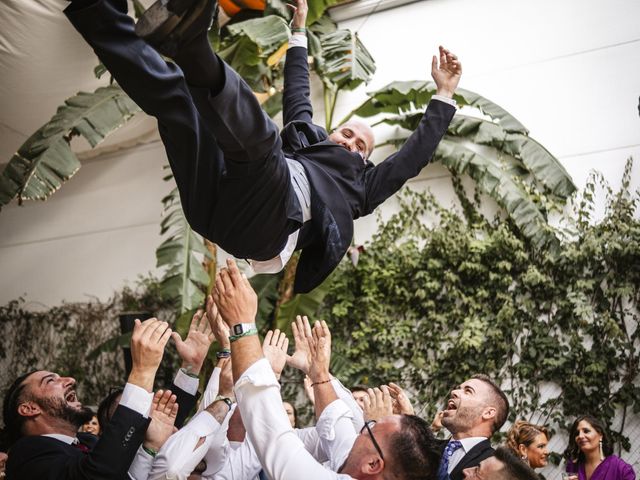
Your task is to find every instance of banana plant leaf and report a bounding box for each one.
[219,15,290,92]
[87,331,132,361]
[156,184,211,313]
[347,82,528,133]
[273,278,332,332]
[377,113,576,199]
[0,85,140,210]
[249,273,282,328]
[306,0,342,25]
[317,29,376,92]
[434,138,559,251]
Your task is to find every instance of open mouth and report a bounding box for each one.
[65,390,78,403]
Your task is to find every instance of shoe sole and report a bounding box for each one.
[135,0,212,55]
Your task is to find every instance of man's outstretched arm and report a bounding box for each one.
[362,46,462,215]
[282,0,314,125]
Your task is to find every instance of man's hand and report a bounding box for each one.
[212,259,257,327]
[307,320,331,384]
[128,318,172,391]
[431,45,462,98]
[172,309,214,376]
[207,295,230,350]
[262,330,289,380]
[362,386,393,422]
[289,0,308,30]
[303,375,315,406]
[387,382,415,415]
[431,410,445,433]
[286,315,313,374]
[144,389,178,452]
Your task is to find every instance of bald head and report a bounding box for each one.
[329,119,375,161]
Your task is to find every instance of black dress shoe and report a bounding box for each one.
[135,0,217,57]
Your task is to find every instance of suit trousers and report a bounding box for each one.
[65,0,301,260]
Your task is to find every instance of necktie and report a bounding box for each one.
[437,440,463,480]
[72,440,90,454]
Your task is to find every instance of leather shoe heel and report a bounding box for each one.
[135,0,216,57]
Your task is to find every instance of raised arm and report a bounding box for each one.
[362,46,462,215]
[282,0,313,124]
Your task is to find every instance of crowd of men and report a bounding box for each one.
[1,259,540,479]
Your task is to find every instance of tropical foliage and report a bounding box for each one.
[318,158,639,455]
[343,81,576,252]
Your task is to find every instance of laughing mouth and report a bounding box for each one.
[65,390,78,403]
[447,399,457,411]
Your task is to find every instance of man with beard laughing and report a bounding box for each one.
[3,318,173,479]
[437,375,510,480]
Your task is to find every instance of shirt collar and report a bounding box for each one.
[41,433,77,445]
[458,436,488,453]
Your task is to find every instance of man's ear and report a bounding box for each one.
[482,406,497,422]
[361,454,384,476]
[17,401,42,419]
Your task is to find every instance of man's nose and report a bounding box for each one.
[62,376,76,388]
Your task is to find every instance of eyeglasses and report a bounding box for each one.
[360,420,385,461]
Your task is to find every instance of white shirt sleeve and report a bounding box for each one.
[120,383,154,417]
[127,446,154,480]
[173,369,200,396]
[288,33,308,50]
[315,400,358,472]
[198,367,221,413]
[148,408,234,480]
[207,437,263,480]
[330,378,364,433]
[431,94,457,107]
[234,358,352,480]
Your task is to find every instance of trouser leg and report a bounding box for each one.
[65,0,299,259]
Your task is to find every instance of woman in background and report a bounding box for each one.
[563,415,635,480]
[506,420,550,470]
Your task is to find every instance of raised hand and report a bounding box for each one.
[172,309,215,376]
[212,258,258,327]
[307,320,331,384]
[362,386,393,422]
[207,294,230,350]
[144,389,179,452]
[262,329,289,380]
[286,315,313,374]
[431,45,462,98]
[218,357,234,399]
[288,0,308,29]
[387,382,415,415]
[129,318,172,391]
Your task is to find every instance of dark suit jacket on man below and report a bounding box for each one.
[280,47,456,293]
[6,404,149,479]
[439,438,495,480]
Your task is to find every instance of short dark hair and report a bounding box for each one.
[2,371,38,445]
[494,446,540,480]
[384,415,441,480]
[350,385,368,394]
[471,374,509,433]
[563,414,613,463]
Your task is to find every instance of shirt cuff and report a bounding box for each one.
[174,368,199,395]
[235,358,280,390]
[120,383,154,418]
[288,34,308,50]
[316,399,354,441]
[432,94,457,107]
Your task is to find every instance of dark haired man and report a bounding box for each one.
[208,258,441,479]
[63,0,461,294]
[462,446,539,480]
[3,318,172,479]
[437,374,510,480]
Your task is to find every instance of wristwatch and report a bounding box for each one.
[232,323,256,336]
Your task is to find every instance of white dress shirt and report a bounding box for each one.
[234,358,353,479]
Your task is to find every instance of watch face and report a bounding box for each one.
[233,324,243,335]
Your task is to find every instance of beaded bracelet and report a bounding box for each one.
[216,348,231,359]
[229,328,258,343]
[311,379,332,387]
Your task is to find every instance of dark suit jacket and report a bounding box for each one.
[6,404,150,480]
[438,438,495,480]
[281,47,456,293]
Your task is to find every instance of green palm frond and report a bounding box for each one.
[0,85,140,210]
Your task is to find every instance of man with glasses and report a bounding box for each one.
[210,259,442,479]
